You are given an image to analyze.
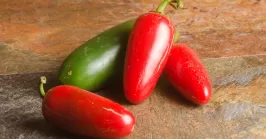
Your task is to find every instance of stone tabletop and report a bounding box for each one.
[0,0,266,139]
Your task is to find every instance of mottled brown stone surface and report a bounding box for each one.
[0,0,266,139]
[1,0,266,75]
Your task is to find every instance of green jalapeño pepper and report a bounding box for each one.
[58,19,136,91]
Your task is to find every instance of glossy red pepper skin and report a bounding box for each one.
[42,85,135,138]
[123,12,175,104]
[164,44,212,105]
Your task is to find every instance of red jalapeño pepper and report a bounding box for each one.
[164,44,212,105]
[39,76,136,138]
[123,0,183,104]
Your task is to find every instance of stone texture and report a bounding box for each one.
[1,0,266,138]
[0,0,266,74]
[0,55,265,139]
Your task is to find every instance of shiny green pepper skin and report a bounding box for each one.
[58,19,136,91]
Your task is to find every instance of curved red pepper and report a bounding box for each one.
[123,0,182,104]
[164,45,212,105]
[39,76,135,138]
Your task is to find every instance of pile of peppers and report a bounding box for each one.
[39,0,212,138]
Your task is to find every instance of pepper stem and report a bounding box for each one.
[174,32,179,43]
[40,76,47,97]
[156,0,183,14]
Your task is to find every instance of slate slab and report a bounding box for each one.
[0,55,265,139]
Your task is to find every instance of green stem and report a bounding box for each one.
[156,0,170,14]
[40,76,47,97]
[176,0,183,9]
[156,0,183,14]
[174,32,179,43]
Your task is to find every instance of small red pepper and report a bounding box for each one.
[39,76,136,138]
[164,44,212,105]
[123,0,183,104]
